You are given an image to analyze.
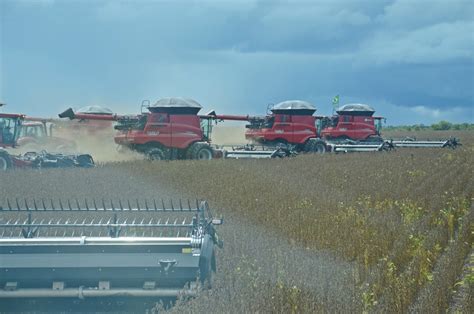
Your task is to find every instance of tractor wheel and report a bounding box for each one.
[0,152,12,171]
[304,139,326,154]
[147,147,167,161]
[187,143,213,160]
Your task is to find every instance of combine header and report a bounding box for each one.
[389,137,460,149]
[0,199,223,301]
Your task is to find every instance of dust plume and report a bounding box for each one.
[211,125,247,145]
[54,125,142,163]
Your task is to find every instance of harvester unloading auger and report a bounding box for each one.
[0,199,223,300]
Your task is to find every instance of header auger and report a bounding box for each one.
[0,198,223,300]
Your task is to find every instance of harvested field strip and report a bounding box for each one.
[0,131,473,312]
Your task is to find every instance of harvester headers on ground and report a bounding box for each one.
[0,199,223,301]
[0,149,94,171]
[389,137,460,149]
[217,143,298,159]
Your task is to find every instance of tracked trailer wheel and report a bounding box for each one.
[0,151,12,171]
[0,199,223,305]
[304,138,326,154]
[187,142,213,160]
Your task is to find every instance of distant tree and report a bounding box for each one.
[432,120,452,130]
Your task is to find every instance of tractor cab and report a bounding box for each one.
[0,113,24,147]
[319,104,383,142]
[245,100,318,146]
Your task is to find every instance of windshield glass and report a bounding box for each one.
[200,118,213,141]
[0,117,21,145]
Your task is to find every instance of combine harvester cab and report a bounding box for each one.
[0,199,223,302]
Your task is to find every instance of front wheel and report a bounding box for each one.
[304,139,326,154]
[187,143,213,160]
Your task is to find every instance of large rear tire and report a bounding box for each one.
[0,152,12,171]
[304,139,326,154]
[187,142,213,160]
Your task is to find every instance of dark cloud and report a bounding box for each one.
[1,0,473,123]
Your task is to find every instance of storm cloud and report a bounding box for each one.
[1,0,473,124]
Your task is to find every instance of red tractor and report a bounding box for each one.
[217,101,384,153]
[17,119,77,152]
[59,98,220,160]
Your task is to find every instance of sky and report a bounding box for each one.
[0,0,473,125]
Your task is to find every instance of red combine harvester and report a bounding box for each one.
[59,98,224,160]
[319,104,383,142]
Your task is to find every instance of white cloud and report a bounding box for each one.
[359,20,474,65]
[378,0,474,29]
[377,101,473,124]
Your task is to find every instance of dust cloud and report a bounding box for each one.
[54,126,142,163]
[211,125,247,145]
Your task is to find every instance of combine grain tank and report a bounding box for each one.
[0,199,223,301]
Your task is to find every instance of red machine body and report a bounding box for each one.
[319,115,383,141]
[245,113,318,146]
[59,98,216,160]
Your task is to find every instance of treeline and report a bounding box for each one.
[385,121,474,131]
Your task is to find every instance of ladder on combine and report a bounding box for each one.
[0,199,223,300]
